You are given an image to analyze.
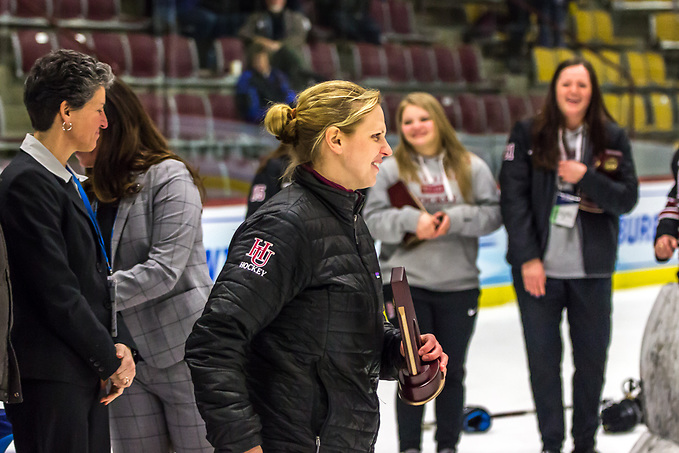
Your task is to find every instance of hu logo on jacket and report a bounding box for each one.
[240,238,276,277]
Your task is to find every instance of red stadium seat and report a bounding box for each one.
[215,37,245,77]
[457,44,484,85]
[83,0,149,30]
[52,0,83,20]
[11,29,56,78]
[384,43,413,83]
[208,93,241,140]
[456,94,487,134]
[124,33,163,85]
[387,0,415,35]
[137,91,169,136]
[437,94,462,131]
[11,0,50,26]
[55,31,129,77]
[482,94,511,134]
[167,93,212,144]
[505,94,534,126]
[54,30,91,53]
[351,42,388,81]
[89,32,129,75]
[433,45,464,86]
[408,44,437,84]
[303,42,341,80]
[382,91,403,132]
[371,0,390,34]
[163,34,199,82]
[84,0,117,21]
[208,93,238,122]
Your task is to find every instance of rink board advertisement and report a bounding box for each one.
[201,181,676,305]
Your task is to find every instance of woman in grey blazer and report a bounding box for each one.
[76,79,212,453]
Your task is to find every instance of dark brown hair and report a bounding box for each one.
[87,79,204,202]
[531,57,614,170]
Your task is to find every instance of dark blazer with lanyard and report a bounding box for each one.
[0,143,136,449]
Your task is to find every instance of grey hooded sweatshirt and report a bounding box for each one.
[363,153,502,292]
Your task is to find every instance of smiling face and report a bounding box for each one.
[334,106,392,190]
[399,104,439,156]
[555,64,592,129]
[66,86,108,152]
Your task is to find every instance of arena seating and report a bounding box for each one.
[0,0,678,200]
[650,12,679,50]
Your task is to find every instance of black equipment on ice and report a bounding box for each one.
[600,378,643,433]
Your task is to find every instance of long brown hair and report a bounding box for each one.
[532,58,614,170]
[87,79,204,203]
[394,92,472,202]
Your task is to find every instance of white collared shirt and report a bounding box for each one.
[19,133,86,194]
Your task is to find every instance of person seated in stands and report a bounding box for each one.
[505,0,567,72]
[177,0,255,70]
[239,0,317,90]
[316,0,382,44]
[236,43,297,124]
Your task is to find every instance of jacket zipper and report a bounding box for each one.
[316,435,321,453]
[353,214,359,245]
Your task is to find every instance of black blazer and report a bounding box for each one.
[0,151,135,386]
[499,119,639,275]
[0,221,21,403]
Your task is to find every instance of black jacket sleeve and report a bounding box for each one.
[577,123,639,216]
[185,209,311,452]
[499,120,543,268]
[654,147,679,261]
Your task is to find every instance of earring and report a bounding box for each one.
[62,121,72,132]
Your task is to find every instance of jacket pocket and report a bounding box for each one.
[310,364,329,436]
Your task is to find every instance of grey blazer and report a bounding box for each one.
[111,159,212,369]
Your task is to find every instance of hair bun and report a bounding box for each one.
[264,104,297,144]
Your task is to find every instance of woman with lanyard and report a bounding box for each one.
[499,58,638,453]
[0,49,136,453]
[363,92,502,453]
[75,79,212,453]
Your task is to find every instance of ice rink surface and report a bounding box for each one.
[375,283,664,453]
[2,283,666,453]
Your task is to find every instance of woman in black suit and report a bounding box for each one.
[0,49,137,453]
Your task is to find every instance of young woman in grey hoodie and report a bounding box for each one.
[363,92,502,453]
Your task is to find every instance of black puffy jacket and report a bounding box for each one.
[499,119,639,275]
[186,166,403,452]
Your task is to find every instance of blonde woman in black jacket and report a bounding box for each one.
[499,58,638,453]
[186,80,448,453]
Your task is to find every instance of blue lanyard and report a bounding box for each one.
[66,167,111,274]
